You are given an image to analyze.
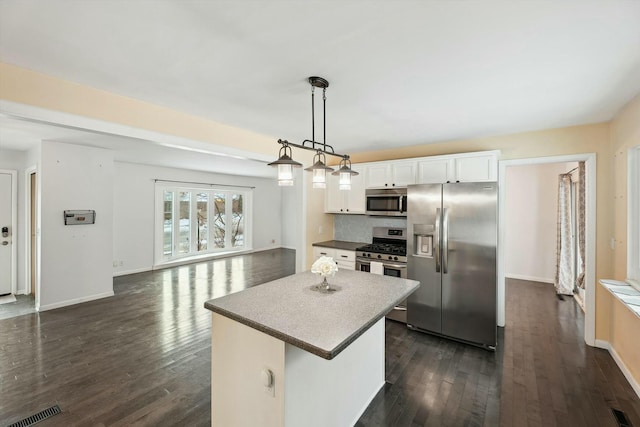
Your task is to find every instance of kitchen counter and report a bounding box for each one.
[312,239,367,251]
[205,270,419,427]
[205,269,419,359]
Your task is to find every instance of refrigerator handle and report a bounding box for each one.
[435,208,441,272]
[443,207,449,274]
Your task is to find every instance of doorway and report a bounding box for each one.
[497,154,596,346]
[26,166,39,307]
[0,170,17,296]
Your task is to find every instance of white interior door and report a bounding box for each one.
[0,173,13,295]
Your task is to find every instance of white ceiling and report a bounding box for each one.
[1,1,639,167]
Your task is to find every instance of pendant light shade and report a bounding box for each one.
[304,151,334,189]
[268,143,302,186]
[332,158,359,190]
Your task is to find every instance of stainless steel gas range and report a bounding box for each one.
[355,227,408,323]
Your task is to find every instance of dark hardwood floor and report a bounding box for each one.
[356,279,640,427]
[1,259,639,426]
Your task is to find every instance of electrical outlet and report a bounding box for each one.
[610,238,616,250]
[271,239,276,244]
[318,225,324,235]
[112,261,118,267]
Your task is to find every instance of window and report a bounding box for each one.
[156,183,252,262]
[628,145,640,289]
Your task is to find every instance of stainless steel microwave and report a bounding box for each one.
[365,188,407,216]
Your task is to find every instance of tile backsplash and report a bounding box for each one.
[334,214,407,243]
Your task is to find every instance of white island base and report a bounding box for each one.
[211,312,385,427]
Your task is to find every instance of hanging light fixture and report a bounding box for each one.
[269,76,356,188]
[332,157,359,190]
[267,141,302,186]
[305,151,334,188]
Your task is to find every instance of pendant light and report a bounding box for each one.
[305,151,334,188]
[267,141,302,186]
[332,157,359,190]
[269,76,356,188]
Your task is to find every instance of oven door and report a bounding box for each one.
[356,257,408,323]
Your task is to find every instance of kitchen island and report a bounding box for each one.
[205,269,419,427]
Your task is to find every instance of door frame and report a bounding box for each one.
[25,165,39,302]
[497,153,596,346]
[0,169,18,295]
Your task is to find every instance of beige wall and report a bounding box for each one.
[609,93,640,384]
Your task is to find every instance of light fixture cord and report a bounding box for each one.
[311,86,315,145]
[323,87,327,150]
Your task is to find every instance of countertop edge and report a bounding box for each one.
[204,284,418,360]
[312,240,368,251]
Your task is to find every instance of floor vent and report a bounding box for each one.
[612,408,632,427]
[7,405,61,427]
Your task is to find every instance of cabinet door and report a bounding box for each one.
[391,161,417,187]
[417,158,454,184]
[313,246,336,260]
[324,173,344,213]
[454,154,497,182]
[345,166,366,213]
[366,163,391,188]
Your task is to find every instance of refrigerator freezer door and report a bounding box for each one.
[441,182,497,347]
[407,184,443,334]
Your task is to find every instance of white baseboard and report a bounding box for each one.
[37,291,115,312]
[505,274,554,284]
[113,267,152,277]
[593,339,640,399]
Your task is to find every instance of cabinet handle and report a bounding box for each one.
[392,183,395,186]
[320,252,327,255]
[340,208,343,212]
[346,209,349,212]
[341,255,348,258]
[385,183,388,187]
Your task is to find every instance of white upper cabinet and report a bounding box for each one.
[416,151,499,184]
[417,158,454,184]
[366,160,416,188]
[325,164,367,214]
[453,152,497,182]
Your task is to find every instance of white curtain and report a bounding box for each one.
[555,174,574,295]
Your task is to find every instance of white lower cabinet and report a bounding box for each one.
[312,247,356,271]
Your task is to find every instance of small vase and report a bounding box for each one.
[316,276,336,293]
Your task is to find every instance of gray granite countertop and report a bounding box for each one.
[312,240,368,251]
[204,270,419,360]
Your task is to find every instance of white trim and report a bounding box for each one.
[504,274,554,284]
[24,165,37,296]
[113,267,153,277]
[37,291,114,312]
[0,169,18,295]
[628,145,640,284]
[594,339,640,399]
[498,153,596,347]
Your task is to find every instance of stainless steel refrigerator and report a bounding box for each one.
[407,182,497,349]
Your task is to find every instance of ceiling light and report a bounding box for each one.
[267,141,302,186]
[332,157,359,190]
[305,151,334,188]
[269,76,356,188]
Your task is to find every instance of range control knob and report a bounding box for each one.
[362,252,366,257]
[377,254,382,259]
[394,256,398,261]
[388,256,393,260]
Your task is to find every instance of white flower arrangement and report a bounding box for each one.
[311,256,338,278]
